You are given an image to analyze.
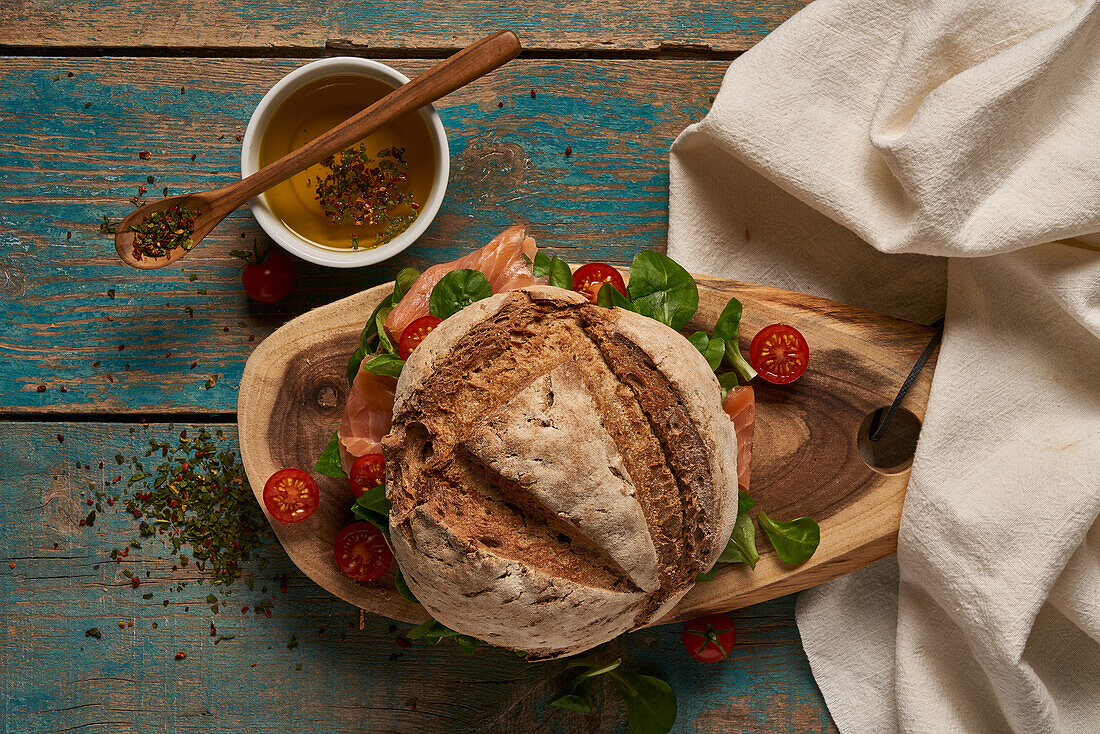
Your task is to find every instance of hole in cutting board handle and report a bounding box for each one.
[857,407,921,474]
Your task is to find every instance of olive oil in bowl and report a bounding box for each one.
[257,74,437,252]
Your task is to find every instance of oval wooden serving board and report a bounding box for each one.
[238,271,938,627]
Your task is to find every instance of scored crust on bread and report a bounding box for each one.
[383,286,739,658]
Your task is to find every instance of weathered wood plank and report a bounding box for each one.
[0,57,729,414]
[0,421,836,733]
[0,0,808,52]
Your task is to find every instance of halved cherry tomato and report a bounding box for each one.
[350,453,386,498]
[749,324,809,385]
[334,521,392,582]
[572,263,627,303]
[398,315,442,360]
[682,613,736,662]
[262,468,319,524]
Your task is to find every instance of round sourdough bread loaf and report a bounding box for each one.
[382,286,738,659]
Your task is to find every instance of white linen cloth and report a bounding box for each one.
[667,0,1100,731]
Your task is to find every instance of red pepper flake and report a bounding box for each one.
[106,374,115,383]
[241,606,249,614]
[57,434,65,443]
[137,186,148,196]
[264,608,272,618]
[59,386,67,393]
[565,146,572,157]
[66,231,72,240]
[175,651,187,660]
[164,599,169,606]
[8,563,14,569]
[106,497,114,506]
[138,151,151,160]
[67,72,74,78]
[497,101,503,108]
[530,90,536,98]
[131,577,140,588]
[86,498,94,507]
[132,508,143,519]
[210,623,217,637]
[36,385,46,393]
[396,637,411,649]
[190,154,197,161]
[121,547,129,557]
[118,344,125,351]
[127,621,133,627]
[235,135,243,142]
[118,621,126,628]
[190,361,198,370]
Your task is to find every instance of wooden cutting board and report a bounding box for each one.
[238,272,938,626]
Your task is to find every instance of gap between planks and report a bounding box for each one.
[0,44,742,61]
[0,411,235,424]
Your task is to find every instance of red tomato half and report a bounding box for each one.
[334,521,392,582]
[350,453,386,498]
[398,315,442,360]
[572,263,627,303]
[262,468,319,524]
[749,324,809,385]
[242,247,294,304]
[682,613,736,662]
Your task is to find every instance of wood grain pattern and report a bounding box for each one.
[0,420,837,734]
[0,0,809,52]
[0,57,726,414]
[237,274,936,626]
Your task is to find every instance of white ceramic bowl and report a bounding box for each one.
[241,57,449,268]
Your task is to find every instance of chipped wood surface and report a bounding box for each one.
[0,56,727,415]
[2,421,837,733]
[0,0,808,52]
[0,5,843,730]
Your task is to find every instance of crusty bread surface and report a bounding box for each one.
[383,286,738,658]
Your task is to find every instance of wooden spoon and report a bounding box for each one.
[115,30,522,270]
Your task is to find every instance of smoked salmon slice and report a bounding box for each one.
[338,369,397,472]
[384,225,543,340]
[722,385,755,490]
[341,227,545,469]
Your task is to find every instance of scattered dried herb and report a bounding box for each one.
[85,628,101,639]
[99,217,118,235]
[314,145,418,247]
[122,427,268,588]
[129,203,197,260]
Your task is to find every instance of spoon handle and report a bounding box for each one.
[219,30,522,212]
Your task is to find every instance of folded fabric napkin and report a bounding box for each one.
[668,0,1100,731]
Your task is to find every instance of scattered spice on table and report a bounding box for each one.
[121,427,268,588]
[530,89,536,98]
[84,102,91,109]
[85,628,101,639]
[107,289,115,299]
[128,203,197,260]
[99,216,118,234]
[565,146,572,157]
[175,651,187,660]
[36,385,46,393]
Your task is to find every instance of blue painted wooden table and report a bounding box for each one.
[0,2,836,731]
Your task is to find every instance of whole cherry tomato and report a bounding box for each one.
[572,263,627,303]
[242,245,294,303]
[682,613,736,662]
